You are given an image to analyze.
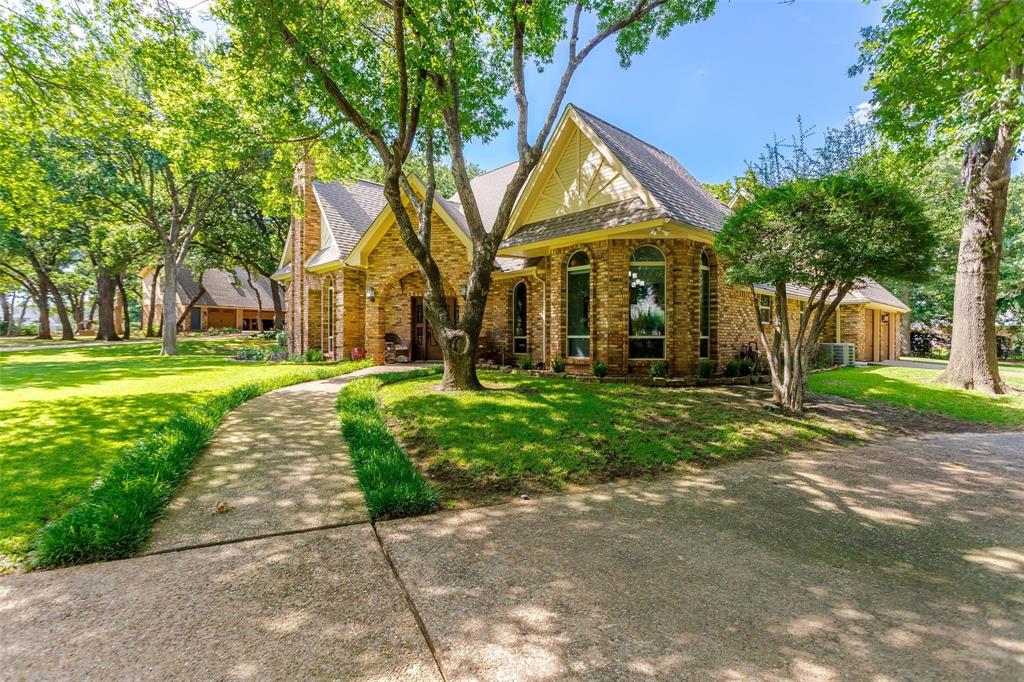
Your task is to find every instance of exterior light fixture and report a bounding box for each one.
[459,284,468,298]
[366,286,376,301]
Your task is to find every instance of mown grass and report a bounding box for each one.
[808,365,1024,427]
[379,371,872,507]
[0,338,371,567]
[336,368,441,519]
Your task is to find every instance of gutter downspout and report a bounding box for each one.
[532,271,547,367]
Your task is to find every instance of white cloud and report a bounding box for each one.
[852,101,876,124]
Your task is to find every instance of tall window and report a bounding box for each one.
[513,282,527,354]
[699,251,710,359]
[758,294,772,324]
[324,277,335,354]
[566,251,590,358]
[628,246,666,359]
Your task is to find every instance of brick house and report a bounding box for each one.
[273,105,906,373]
[140,266,284,332]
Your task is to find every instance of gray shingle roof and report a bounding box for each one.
[311,179,389,259]
[448,161,521,233]
[572,107,731,233]
[177,267,285,310]
[753,279,909,312]
[501,198,669,248]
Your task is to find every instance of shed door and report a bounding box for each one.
[864,310,874,362]
[190,307,202,331]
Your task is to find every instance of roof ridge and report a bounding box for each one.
[571,105,679,164]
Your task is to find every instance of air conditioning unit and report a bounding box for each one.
[821,343,856,367]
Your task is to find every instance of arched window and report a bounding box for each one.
[566,251,590,358]
[324,277,335,355]
[699,251,710,359]
[629,246,666,359]
[513,282,528,354]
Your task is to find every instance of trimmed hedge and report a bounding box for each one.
[33,360,374,567]
[337,368,441,519]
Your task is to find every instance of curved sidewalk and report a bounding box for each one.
[142,362,434,554]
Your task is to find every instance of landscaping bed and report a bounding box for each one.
[0,339,372,569]
[376,371,891,509]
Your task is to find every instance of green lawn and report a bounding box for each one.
[380,372,874,507]
[808,365,1024,427]
[896,356,1024,375]
[0,339,362,564]
[0,336,119,349]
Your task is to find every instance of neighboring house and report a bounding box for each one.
[275,105,906,373]
[140,266,285,332]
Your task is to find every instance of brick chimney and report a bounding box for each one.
[287,155,323,354]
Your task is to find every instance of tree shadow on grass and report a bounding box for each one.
[808,366,1024,428]
[381,374,943,507]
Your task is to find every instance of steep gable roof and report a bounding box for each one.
[447,161,521,233]
[572,106,731,233]
[311,179,389,260]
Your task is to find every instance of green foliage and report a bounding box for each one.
[593,361,608,378]
[517,355,534,370]
[809,345,833,371]
[336,370,441,519]
[303,348,324,363]
[32,357,374,567]
[723,360,741,378]
[717,175,934,290]
[698,359,714,379]
[650,360,669,378]
[737,358,755,376]
[853,0,1024,155]
[552,357,566,373]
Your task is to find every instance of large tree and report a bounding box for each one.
[854,0,1024,393]
[716,175,934,413]
[220,0,718,389]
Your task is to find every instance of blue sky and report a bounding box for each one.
[182,1,908,184]
[463,0,884,183]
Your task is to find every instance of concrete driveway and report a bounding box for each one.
[3,431,1023,680]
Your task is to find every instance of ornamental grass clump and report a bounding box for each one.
[337,369,441,519]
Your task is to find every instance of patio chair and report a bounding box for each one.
[384,332,411,363]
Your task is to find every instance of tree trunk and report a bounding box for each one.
[94,268,120,341]
[939,127,1017,394]
[270,279,284,330]
[0,292,9,337]
[15,292,28,336]
[26,253,74,340]
[176,282,206,329]
[117,274,131,339]
[34,277,52,340]
[146,263,162,337]
[244,268,263,332]
[161,256,179,356]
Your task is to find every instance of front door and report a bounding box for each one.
[411,297,458,361]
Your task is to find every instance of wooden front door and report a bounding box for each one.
[411,297,458,361]
[879,313,891,361]
[864,309,875,362]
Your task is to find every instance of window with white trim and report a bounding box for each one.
[513,281,527,354]
[566,251,590,358]
[628,245,666,359]
[699,251,710,359]
[324,277,336,354]
[758,294,772,324]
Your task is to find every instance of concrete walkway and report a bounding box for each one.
[2,426,1022,679]
[144,362,434,554]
